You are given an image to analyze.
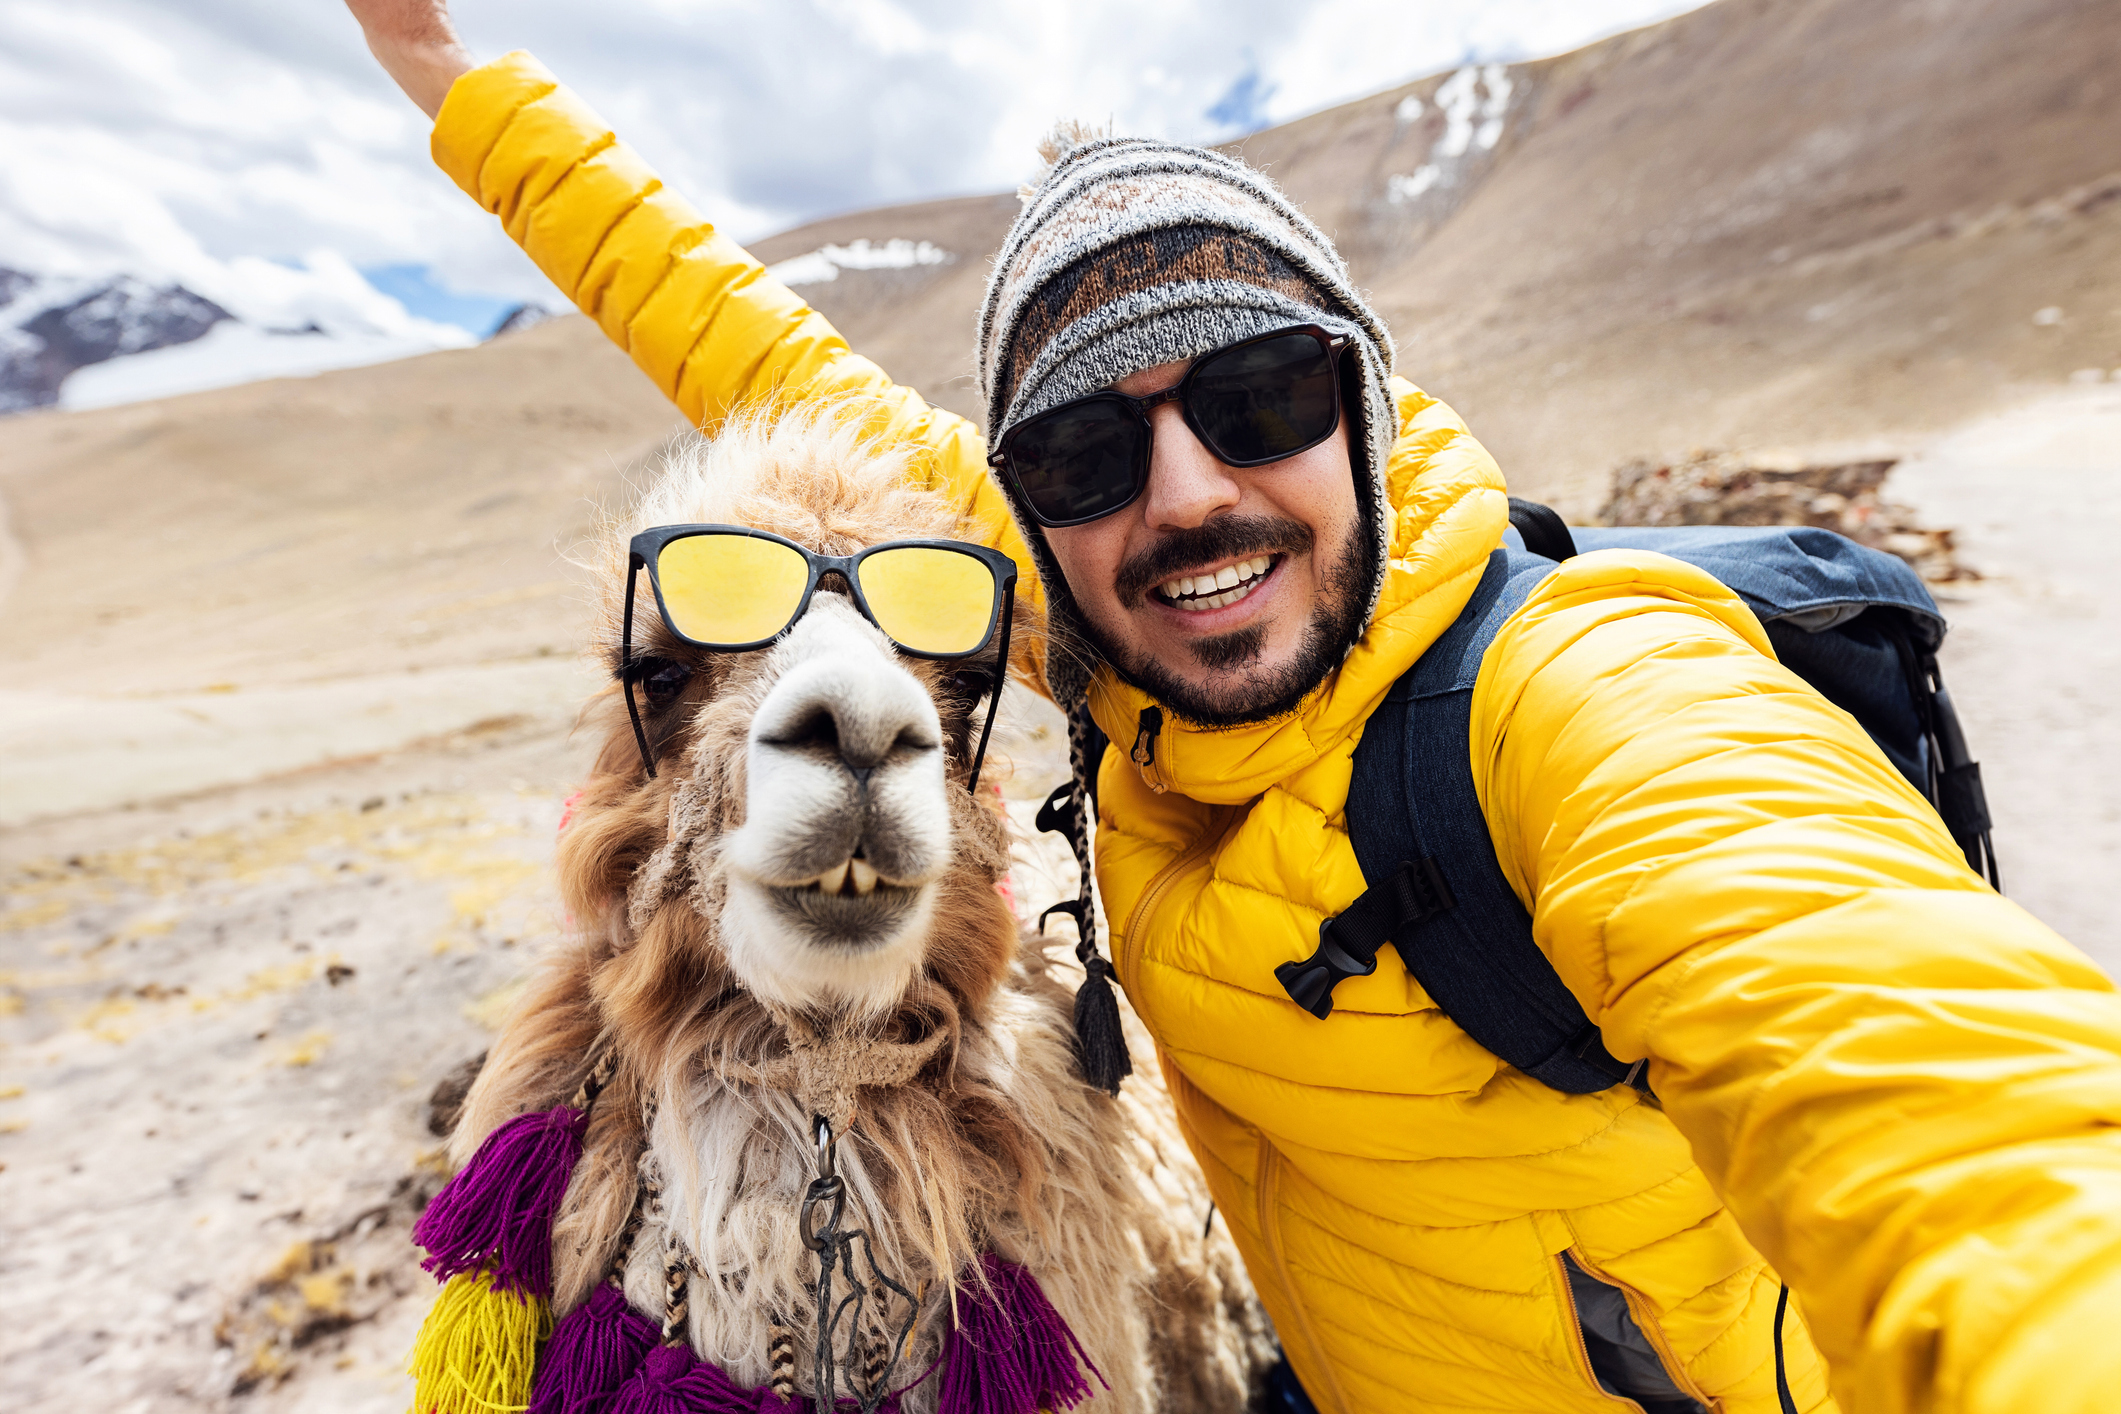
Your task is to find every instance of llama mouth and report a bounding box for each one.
[808,857,885,897]
[759,853,928,940]
[767,876,925,945]
[1152,554,1276,612]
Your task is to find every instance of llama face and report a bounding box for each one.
[715,591,954,1012]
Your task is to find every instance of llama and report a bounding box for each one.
[409,401,1274,1414]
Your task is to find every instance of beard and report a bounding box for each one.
[1084,512,1374,729]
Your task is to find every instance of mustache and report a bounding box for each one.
[1112,515,1315,607]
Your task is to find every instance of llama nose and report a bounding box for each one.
[749,606,944,780]
[736,597,952,892]
[759,694,935,776]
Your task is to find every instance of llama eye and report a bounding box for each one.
[948,667,995,702]
[637,658,694,711]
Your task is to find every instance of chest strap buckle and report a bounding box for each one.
[1275,857,1455,1019]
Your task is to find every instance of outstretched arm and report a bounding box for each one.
[344,0,473,119]
[338,3,1039,638]
[1477,551,2121,1413]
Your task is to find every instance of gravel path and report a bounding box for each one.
[1895,384,2121,973]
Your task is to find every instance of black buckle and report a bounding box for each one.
[1276,858,1454,1020]
[1275,918,1379,1020]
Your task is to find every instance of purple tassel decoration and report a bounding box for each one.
[529,1284,661,1414]
[415,1104,590,1296]
[937,1255,1103,1414]
[607,1343,806,1414]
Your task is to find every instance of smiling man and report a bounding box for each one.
[346,4,2121,1413]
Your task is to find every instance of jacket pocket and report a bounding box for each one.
[1561,1252,1711,1414]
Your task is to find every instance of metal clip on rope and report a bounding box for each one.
[798,1115,919,1414]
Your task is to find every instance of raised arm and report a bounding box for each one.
[1475,550,2121,1413]
[341,1,1037,621]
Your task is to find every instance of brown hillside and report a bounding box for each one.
[0,315,683,701]
[760,0,2121,505]
[1,0,2115,757]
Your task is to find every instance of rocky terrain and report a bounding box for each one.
[2,0,2117,1408]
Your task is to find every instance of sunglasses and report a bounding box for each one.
[621,525,1019,788]
[988,324,1351,528]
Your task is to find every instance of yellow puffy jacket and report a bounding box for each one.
[431,52,2121,1414]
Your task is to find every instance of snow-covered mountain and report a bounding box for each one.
[0,263,482,415]
[0,270,231,412]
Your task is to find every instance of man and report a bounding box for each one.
[346,5,2121,1411]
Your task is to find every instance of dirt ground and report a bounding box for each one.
[1895,383,2121,967]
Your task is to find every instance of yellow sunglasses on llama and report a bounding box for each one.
[622,524,1019,784]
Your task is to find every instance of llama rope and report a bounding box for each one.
[800,1115,923,1413]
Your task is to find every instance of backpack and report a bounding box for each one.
[1277,499,1997,1071]
[1271,499,1997,1414]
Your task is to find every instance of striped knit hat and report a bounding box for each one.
[976,130,1399,710]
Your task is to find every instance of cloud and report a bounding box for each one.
[0,0,1714,337]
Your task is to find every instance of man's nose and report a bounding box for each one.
[1138,400,1242,530]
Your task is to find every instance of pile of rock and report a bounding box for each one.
[1598,449,1971,581]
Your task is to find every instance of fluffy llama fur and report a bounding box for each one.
[448,400,1273,1411]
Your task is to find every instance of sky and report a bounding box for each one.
[0,0,1715,341]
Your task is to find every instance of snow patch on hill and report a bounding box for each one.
[1386,63,1518,209]
[59,323,470,411]
[767,238,954,288]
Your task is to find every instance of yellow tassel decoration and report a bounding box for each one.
[407,1269,552,1414]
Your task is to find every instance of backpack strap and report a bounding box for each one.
[1508,495,1579,562]
[1276,547,1646,1094]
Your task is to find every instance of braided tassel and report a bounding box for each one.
[527,1284,658,1414]
[1058,705,1130,1095]
[766,1316,797,1402]
[416,1053,617,1296]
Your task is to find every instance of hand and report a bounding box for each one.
[344,0,476,119]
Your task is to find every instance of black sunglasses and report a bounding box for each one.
[987,324,1351,528]
[621,524,1018,790]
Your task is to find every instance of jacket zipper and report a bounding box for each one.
[1563,1249,1722,1411]
[1256,1143,1351,1414]
[1117,803,1236,988]
[1118,799,1340,1412]
[1554,1254,1647,1410]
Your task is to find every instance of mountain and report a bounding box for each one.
[0,271,232,412]
[750,0,2121,508]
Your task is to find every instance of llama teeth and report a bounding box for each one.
[848,858,879,896]
[817,860,850,894]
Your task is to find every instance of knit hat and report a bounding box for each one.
[975,132,1399,1095]
[976,131,1399,711]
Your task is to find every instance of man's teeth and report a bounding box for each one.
[810,858,879,896]
[1158,555,1273,612]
